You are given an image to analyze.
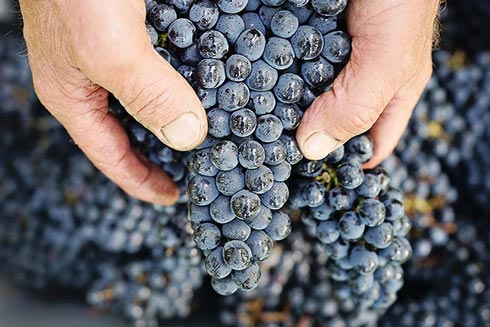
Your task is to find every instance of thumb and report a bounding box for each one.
[296,0,434,160]
[68,0,207,151]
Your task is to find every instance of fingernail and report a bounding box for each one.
[160,112,203,150]
[302,131,340,160]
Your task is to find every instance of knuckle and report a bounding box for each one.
[342,104,380,136]
[132,163,153,191]
[125,81,177,123]
[94,145,131,172]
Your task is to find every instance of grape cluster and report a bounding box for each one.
[286,135,412,318]
[142,0,352,295]
[220,218,407,327]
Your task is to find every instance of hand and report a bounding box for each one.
[296,0,440,168]
[19,0,207,205]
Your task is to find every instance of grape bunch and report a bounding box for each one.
[287,135,412,318]
[142,0,352,295]
[220,218,405,327]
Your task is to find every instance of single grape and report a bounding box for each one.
[364,223,394,249]
[273,102,303,130]
[263,37,295,70]
[215,14,246,43]
[359,199,386,227]
[198,30,229,59]
[188,203,213,226]
[211,276,238,296]
[229,108,257,137]
[338,211,365,241]
[218,81,251,111]
[255,114,284,143]
[279,135,303,164]
[222,219,252,241]
[264,211,291,241]
[189,0,219,30]
[217,0,249,14]
[195,59,226,89]
[181,43,203,66]
[149,4,178,32]
[235,29,266,61]
[311,0,347,16]
[205,246,232,279]
[349,245,379,275]
[270,10,299,38]
[226,54,252,82]
[210,195,236,224]
[238,140,266,169]
[273,73,305,104]
[222,240,253,270]
[168,18,196,48]
[245,165,275,194]
[322,31,351,64]
[316,220,340,244]
[328,187,350,210]
[194,83,217,109]
[301,181,326,207]
[355,173,382,199]
[336,161,364,189]
[207,108,232,138]
[243,205,272,230]
[216,167,246,196]
[232,262,261,290]
[246,60,279,91]
[210,140,239,171]
[188,148,219,176]
[290,25,324,60]
[231,190,261,220]
[248,91,276,115]
[193,222,221,250]
[146,24,159,45]
[301,57,335,90]
[188,175,220,206]
[260,182,290,210]
[263,140,287,165]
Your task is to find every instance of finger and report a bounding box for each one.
[363,62,433,169]
[65,0,207,151]
[30,69,179,206]
[296,0,439,160]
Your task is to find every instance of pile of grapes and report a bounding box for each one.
[1,0,490,326]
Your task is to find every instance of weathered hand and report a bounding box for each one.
[297,0,440,167]
[19,0,208,205]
